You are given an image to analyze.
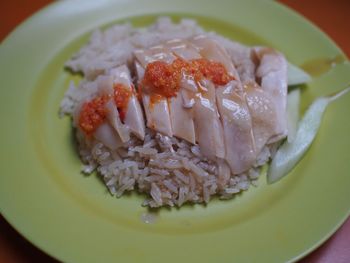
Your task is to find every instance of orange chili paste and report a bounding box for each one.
[142,58,234,99]
[78,95,109,136]
[114,83,133,122]
[79,83,133,136]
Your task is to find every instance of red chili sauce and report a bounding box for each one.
[78,95,109,136]
[79,84,133,136]
[114,83,133,122]
[142,58,234,100]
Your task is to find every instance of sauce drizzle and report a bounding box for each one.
[301,55,346,77]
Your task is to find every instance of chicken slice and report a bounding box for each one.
[167,38,226,157]
[134,44,198,142]
[216,82,256,174]
[190,35,237,77]
[165,39,202,60]
[168,94,196,144]
[94,122,123,150]
[136,60,173,136]
[80,74,130,143]
[95,75,114,95]
[192,36,256,173]
[134,46,176,68]
[244,82,279,154]
[209,34,256,82]
[165,40,199,143]
[105,100,130,143]
[253,47,288,142]
[90,74,130,143]
[108,65,145,140]
[134,50,173,137]
[193,80,225,159]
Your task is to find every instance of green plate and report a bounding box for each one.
[1,0,349,262]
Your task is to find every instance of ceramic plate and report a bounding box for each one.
[1,0,349,262]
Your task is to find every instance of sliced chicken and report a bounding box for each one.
[191,35,237,77]
[105,100,130,142]
[135,61,145,80]
[193,79,225,159]
[232,49,256,83]
[74,75,126,146]
[253,47,288,142]
[165,39,202,60]
[134,45,197,141]
[209,34,256,82]
[168,94,196,143]
[95,75,114,95]
[134,46,176,68]
[166,38,226,158]
[108,65,145,140]
[216,83,256,174]
[243,82,279,154]
[134,57,173,137]
[216,42,287,155]
[94,122,123,150]
[75,34,293,181]
[192,36,256,173]
[144,95,174,136]
[93,74,130,143]
[165,40,200,144]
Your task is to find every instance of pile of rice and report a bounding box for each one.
[60,17,271,207]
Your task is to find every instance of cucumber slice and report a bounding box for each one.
[287,88,300,143]
[267,86,350,184]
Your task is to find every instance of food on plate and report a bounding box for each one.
[61,17,312,207]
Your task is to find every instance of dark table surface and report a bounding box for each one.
[1,0,349,262]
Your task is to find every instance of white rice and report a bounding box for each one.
[61,17,271,207]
